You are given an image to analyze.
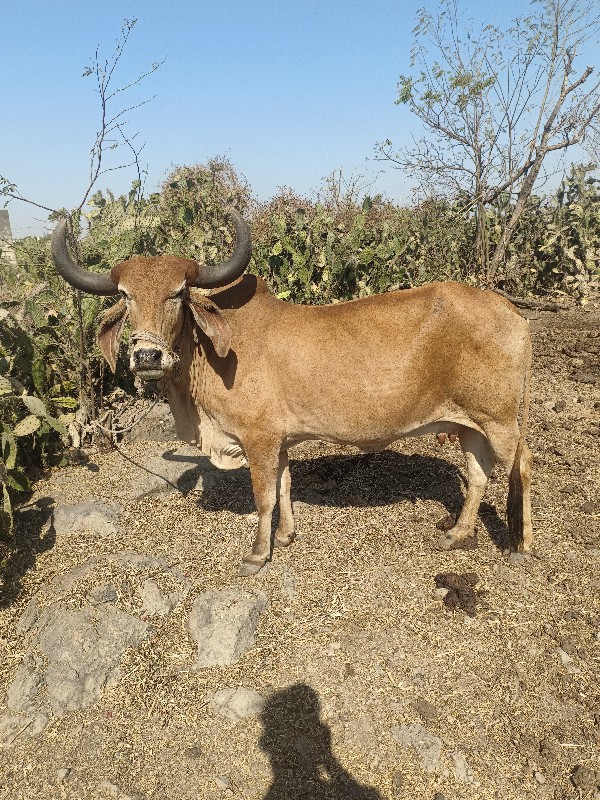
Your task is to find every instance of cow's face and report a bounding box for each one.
[97,256,231,381]
[114,256,195,380]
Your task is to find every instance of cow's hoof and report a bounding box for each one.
[437,532,478,551]
[238,559,265,577]
[274,531,295,548]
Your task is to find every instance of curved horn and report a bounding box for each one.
[51,218,119,296]
[191,209,252,289]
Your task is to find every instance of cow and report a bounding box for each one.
[51,211,533,576]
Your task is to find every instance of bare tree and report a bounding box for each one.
[376,0,600,283]
[0,19,162,421]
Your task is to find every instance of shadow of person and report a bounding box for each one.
[259,684,383,800]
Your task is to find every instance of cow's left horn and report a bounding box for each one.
[191,209,252,289]
[51,218,119,296]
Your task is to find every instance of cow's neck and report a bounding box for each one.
[161,315,204,445]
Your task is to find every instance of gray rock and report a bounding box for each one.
[124,402,178,443]
[1,552,191,745]
[188,587,269,668]
[8,605,149,719]
[88,583,118,605]
[125,445,224,501]
[138,578,176,617]
[450,750,473,783]
[0,712,48,748]
[16,599,38,634]
[209,687,265,721]
[52,501,122,537]
[411,697,439,722]
[391,723,443,773]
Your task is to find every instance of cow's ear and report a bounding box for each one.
[97,298,128,373]
[187,294,231,358]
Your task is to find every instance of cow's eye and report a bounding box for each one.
[169,288,186,301]
[119,289,129,301]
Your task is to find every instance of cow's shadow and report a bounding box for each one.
[197,449,510,551]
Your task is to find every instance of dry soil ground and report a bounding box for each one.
[0,300,599,800]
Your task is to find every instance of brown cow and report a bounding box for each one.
[52,212,532,576]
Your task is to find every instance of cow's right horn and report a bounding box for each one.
[191,209,252,289]
[51,218,119,296]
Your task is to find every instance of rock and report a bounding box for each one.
[138,578,176,617]
[572,370,597,384]
[0,553,191,744]
[88,584,118,605]
[57,767,71,782]
[123,402,178,443]
[280,566,296,600]
[214,775,230,791]
[125,445,224,501]
[12,606,149,718]
[391,770,404,796]
[581,501,600,515]
[572,765,599,791]
[390,723,443,773]
[188,587,269,668]
[0,712,48,748]
[411,698,439,722]
[96,780,121,797]
[451,750,473,783]
[52,501,122,537]
[209,687,265,721]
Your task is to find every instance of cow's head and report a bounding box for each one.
[51,211,251,381]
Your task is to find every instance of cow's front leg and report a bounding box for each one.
[239,439,281,577]
[274,449,295,548]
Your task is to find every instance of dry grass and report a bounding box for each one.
[0,303,599,800]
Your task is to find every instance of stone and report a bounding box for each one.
[123,402,178,443]
[390,723,443,773]
[20,606,148,718]
[88,584,118,605]
[188,587,269,668]
[138,578,176,617]
[209,687,265,721]
[411,698,439,722]
[125,445,225,501]
[0,712,48,748]
[0,552,191,744]
[391,770,404,796]
[572,765,599,791]
[581,501,600,515]
[96,781,121,797]
[52,501,122,537]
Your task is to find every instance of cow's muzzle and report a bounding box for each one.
[132,347,165,381]
[129,330,176,381]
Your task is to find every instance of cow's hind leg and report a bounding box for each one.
[484,422,533,552]
[438,426,495,550]
[274,450,295,548]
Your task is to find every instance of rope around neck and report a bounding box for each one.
[129,329,182,382]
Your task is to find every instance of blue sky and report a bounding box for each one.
[1,0,595,237]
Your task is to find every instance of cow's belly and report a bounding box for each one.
[284,413,484,452]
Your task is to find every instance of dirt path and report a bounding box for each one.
[0,303,599,800]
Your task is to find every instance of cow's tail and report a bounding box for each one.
[507,335,531,552]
